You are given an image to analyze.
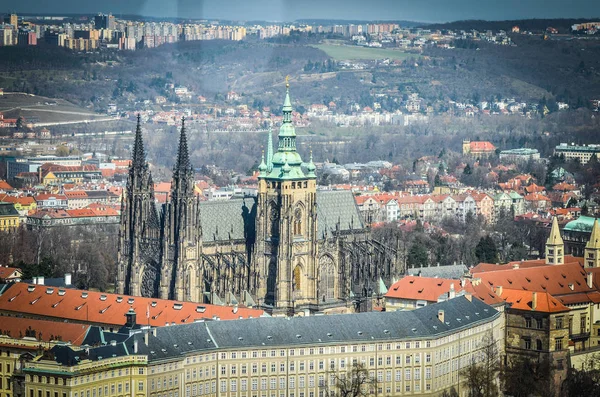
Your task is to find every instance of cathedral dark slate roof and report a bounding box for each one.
[196,190,364,243]
[316,190,364,238]
[199,199,254,242]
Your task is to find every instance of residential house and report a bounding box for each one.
[35,194,68,210]
[508,191,525,215]
[471,192,495,223]
[355,195,381,224]
[494,192,513,216]
[462,140,496,157]
[454,194,477,223]
[524,193,552,212]
[0,266,22,282]
[0,203,19,231]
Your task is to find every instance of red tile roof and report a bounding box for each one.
[35,194,68,201]
[0,266,21,280]
[523,193,551,202]
[0,180,13,190]
[0,195,35,206]
[65,191,88,199]
[462,280,505,306]
[0,316,90,345]
[498,289,569,313]
[553,182,577,192]
[473,261,595,304]
[469,141,496,152]
[385,276,463,302]
[0,283,265,328]
[524,183,545,194]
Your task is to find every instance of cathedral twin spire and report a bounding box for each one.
[132,114,146,170]
[174,117,193,174]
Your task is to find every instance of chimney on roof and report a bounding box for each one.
[152,327,157,337]
[438,309,445,323]
[37,276,44,285]
[64,273,71,286]
[496,285,503,296]
[532,292,537,311]
[587,273,593,289]
[513,263,519,270]
[133,338,138,354]
[144,331,149,346]
[449,283,456,299]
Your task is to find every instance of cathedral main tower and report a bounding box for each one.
[255,81,318,314]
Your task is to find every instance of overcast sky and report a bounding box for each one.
[1,0,598,23]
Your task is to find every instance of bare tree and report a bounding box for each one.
[320,362,377,397]
[461,331,501,397]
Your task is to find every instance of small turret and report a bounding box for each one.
[306,150,316,178]
[258,150,267,176]
[585,218,600,268]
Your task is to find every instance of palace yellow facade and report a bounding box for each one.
[23,355,147,397]
[15,297,505,397]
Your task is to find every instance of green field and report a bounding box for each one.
[311,44,417,61]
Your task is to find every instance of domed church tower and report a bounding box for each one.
[255,80,318,314]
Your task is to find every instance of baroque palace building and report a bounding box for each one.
[116,84,400,314]
[18,296,505,397]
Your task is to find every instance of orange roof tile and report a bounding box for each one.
[473,261,594,303]
[462,280,505,306]
[0,180,13,190]
[0,316,90,345]
[0,266,21,280]
[35,194,68,201]
[523,193,551,202]
[0,283,265,328]
[385,276,463,302]
[525,183,545,193]
[553,182,576,192]
[469,141,496,152]
[65,191,88,199]
[498,289,569,313]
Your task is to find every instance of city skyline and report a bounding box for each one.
[1,0,599,23]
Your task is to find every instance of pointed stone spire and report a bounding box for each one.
[132,114,145,168]
[174,117,192,173]
[547,216,564,246]
[586,218,600,249]
[545,216,564,265]
[585,218,600,268]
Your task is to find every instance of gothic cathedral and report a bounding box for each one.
[117,84,400,314]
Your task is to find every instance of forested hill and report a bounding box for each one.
[422,18,600,33]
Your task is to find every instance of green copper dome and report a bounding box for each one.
[260,82,315,181]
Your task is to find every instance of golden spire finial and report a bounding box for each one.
[285,75,290,88]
